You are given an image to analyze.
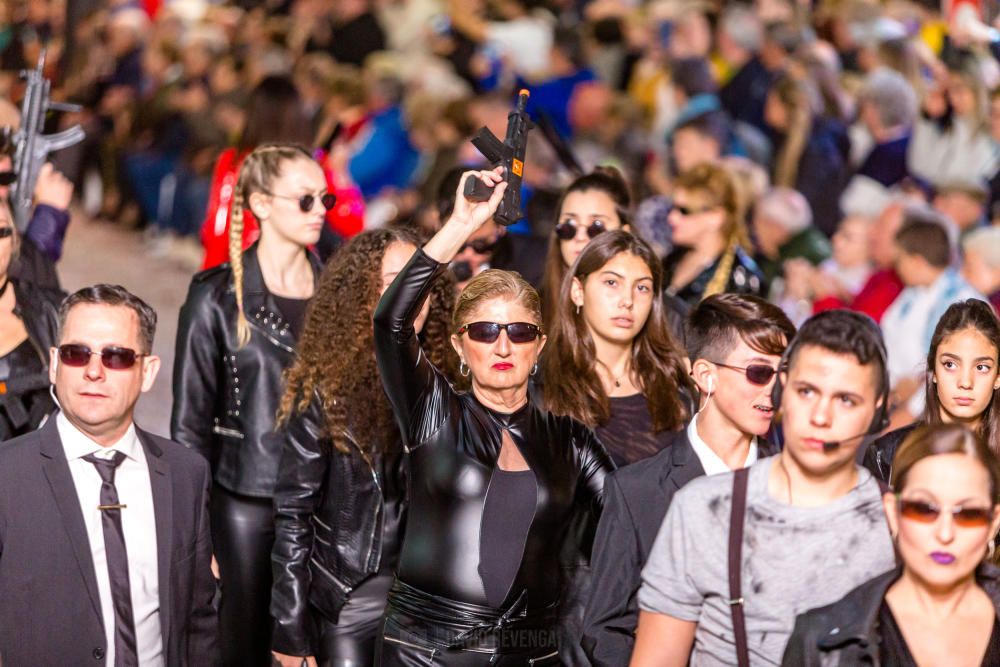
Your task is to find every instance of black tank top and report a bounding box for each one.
[479,468,536,608]
[879,601,1000,665]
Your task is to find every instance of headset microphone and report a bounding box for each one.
[822,432,869,451]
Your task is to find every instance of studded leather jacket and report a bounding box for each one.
[171,243,321,497]
[373,248,615,610]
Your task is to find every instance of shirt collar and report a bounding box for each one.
[687,412,759,476]
[57,411,142,462]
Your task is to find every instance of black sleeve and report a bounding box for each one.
[270,400,330,656]
[582,474,643,667]
[187,455,221,664]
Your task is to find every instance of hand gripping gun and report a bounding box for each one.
[9,50,86,231]
[463,89,532,226]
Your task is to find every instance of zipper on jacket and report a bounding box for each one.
[310,556,353,594]
[212,425,244,439]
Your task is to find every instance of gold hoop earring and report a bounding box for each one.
[989,539,997,561]
[460,362,470,377]
[531,362,538,376]
[575,304,581,315]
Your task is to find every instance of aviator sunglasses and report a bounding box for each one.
[555,219,607,241]
[266,191,337,213]
[58,344,146,370]
[711,362,779,386]
[457,322,543,344]
[898,498,994,528]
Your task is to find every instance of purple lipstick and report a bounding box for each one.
[931,552,956,565]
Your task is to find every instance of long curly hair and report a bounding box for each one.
[543,231,694,431]
[277,228,458,455]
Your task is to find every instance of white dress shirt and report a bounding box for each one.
[687,412,759,476]
[57,413,163,667]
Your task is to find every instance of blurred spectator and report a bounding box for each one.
[446,0,555,80]
[933,181,988,236]
[753,186,831,284]
[522,26,596,140]
[961,225,1000,312]
[717,5,770,132]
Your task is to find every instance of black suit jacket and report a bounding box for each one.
[581,429,780,666]
[0,417,219,666]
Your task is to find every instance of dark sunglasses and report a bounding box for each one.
[0,227,12,239]
[898,498,994,528]
[459,237,499,254]
[58,344,146,370]
[555,219,606,241]
[457,322,542,344]
[267,191,337,213]
[0,171,15,186]
[711,362,779,386]
[672,203,714,217]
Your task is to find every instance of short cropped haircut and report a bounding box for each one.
[787,310,887,395]
[896,217,951,268]
[685,293,796,364]
[58,284,158,354]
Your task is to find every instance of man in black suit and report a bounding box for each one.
[0,284,218,666]
[581,294,795,666]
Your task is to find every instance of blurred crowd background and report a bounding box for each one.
[7,0,1000,431]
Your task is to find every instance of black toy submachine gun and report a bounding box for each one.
[9,51,85,231]
[463,89,533,226]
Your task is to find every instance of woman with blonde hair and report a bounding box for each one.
[172,143,331,666]
[663,162,764,307]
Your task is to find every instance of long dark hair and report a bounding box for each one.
[542,231,693,431]
[238,75,313,151]
[925,299,1000,453]
[541,166,632,328]
[277,228,457,455]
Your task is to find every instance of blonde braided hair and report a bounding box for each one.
[228,143,315,348]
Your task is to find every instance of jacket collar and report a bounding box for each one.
[661,427,705,493]
[239,242,321,347]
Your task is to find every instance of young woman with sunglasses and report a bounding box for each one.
[865,299,1000,484]
[0,199,63,440]
[373,168,615,665]
[543,230,694,466]
[784,423,1000,666]
[664,162,764,307]
[540,167,632,328]
[270,228,457,667]
[172,143,329,666]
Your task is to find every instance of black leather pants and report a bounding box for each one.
[212,484,275,667]
[314,570,395,667]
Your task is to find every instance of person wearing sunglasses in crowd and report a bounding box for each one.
[435,166,548,291]
[631,310,896,666]
[270,228,458,667]
[581,292,794,666]
[784,423,1000,666]
[663,162,764,308]
[540,167,633,328]
[865,299,1000,484]
[0,197,63,441]
[373,167,614,665]
[0,285,218,665]
[172,143,331,666]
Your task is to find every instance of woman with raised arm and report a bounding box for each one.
[270,228,457,667]
[785,423,1000,665]
[373,168,615,665]
[864,299,1000,484]
[172,143,332,666]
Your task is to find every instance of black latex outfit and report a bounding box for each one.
[271,397,405,667]
[373,249,615,665]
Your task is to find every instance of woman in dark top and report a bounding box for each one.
[373,168,615,665]
[543,231,693,466]
[172,143,330,666]
[270,228,457,667]
[0,202,63,440]
[663,162,764,307]
[784,423,1000,666]
[865,299,1000,484]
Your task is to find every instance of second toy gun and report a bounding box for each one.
[10,51,85,231]
[464,89,532,226]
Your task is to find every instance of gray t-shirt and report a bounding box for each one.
[638,457,895,666]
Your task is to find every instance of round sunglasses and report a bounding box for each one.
[555,219,606,241]
[711,362,779,386]
[898,498,994,528]
[266,191,337,213]
[459,236,500,255]
[58,344,146,370]
[457,322,542,344]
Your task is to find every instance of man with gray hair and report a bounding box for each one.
[842,68,920,215]
[752,187,831,283]
[718,5,772,132]
[0,284,218,666]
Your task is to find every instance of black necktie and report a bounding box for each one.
[82,451,138,667]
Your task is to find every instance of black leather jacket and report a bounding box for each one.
[664,245,765,308]
[782,564,1000,666]
[862,423,918,485]
[270,396,405,655]
[373,248,615,610]
[171,243,321,497]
